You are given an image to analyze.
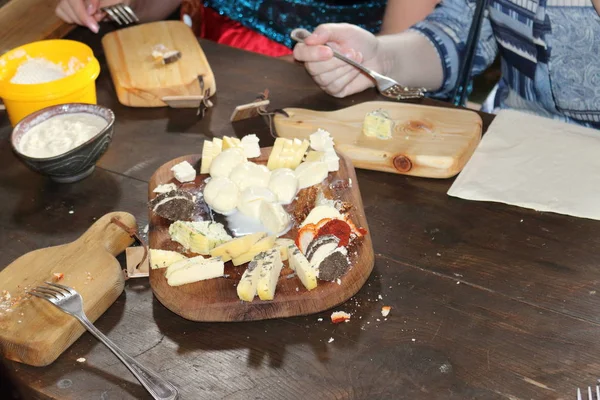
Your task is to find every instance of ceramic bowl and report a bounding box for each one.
[10,103,115,183]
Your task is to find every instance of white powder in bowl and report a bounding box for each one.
[19,113,108,158]
[10,56,84,85]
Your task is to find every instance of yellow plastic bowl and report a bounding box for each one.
[0,39,100,126]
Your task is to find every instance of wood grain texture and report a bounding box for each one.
[101,21,216,108]
[0,212,135,367]
[0,0,74,54]
[274,102,482,178]
[148,148,374,321]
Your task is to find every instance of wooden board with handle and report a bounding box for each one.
[148,148,374,322]
[101,21,216,107]
[274,101,482,178]
[0,212,136,366]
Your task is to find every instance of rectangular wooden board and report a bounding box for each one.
[101,20,216,107]
[0,212,136,366]
[273,101,482,178]
[148,148,374,322]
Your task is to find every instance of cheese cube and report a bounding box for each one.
[171,161,196,183]
[362,110,394,140]
[256,248,283,300]
[287,243,317,290]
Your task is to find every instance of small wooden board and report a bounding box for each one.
[0,212,136,366]
[274,101,482,178]
[101,21,216,107]
[149,148,374,322]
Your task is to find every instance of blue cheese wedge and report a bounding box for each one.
[169,220,231,255]
[166,256,225,286]
[287,243,317,290]
[256,248,283,300]
[362,109,394,140]
[236,253,266,302]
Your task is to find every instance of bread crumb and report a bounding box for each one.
[328,337,334,343]
[331,311,351,324]
[76,357,86,363]
[53,272,64,281]
[381,306,391,317]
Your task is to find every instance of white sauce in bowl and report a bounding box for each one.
[18,113,108,158]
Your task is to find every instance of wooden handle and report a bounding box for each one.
[78,212,137,257]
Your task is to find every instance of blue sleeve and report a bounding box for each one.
[409,0,498,97]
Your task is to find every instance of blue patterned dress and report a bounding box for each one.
[411,0,600,127]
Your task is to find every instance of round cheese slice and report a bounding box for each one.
[210,148,246,178]
[203,176,240,215]
[237,186,277,219]
[294,161,328,190]
[269,168,298,204]
[229,162,270,191]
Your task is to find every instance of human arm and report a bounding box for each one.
[380,0,440,34]
[293,0,498,98]
[55,0,181,33]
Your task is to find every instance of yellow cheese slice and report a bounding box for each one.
[210,232,266,261]
[256,248,283,300]
[231,235,276,266]
[200,141,214,174]
[287,243,317,290]
[149,249,187,269]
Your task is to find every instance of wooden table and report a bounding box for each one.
[1,26,597,400]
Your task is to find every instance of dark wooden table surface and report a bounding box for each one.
[1,25,598,400]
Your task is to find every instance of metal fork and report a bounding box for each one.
[290,28,426,100]
[28,282,178,400]
[101,3,139,26]
[578,384,600,400]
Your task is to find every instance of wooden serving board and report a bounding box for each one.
[0,212,136,366]
[274,101,482,178]
[101,21,216,107]
[149,148,374,322]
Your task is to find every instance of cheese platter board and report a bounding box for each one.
[148,132,373,322]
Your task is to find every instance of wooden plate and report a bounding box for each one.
[274,101,482,178]
[148,148,374,322]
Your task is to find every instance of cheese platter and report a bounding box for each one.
[148,131,374,322]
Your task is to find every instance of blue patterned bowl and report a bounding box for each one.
[10,103,115,183]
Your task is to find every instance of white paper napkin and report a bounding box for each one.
[447,109,600,220]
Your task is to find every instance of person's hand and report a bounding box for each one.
[293,23,383,98]
[55,0,127,33]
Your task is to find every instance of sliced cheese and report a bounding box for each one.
[259,201,290,235]
[267,137,285,170]
[275,238,294,262]
[222,136,242,150]
[305,150,325,162]
[165,255,206,279]
[212,138,223,157]
[256,248,283,300]
[210,232,266,261]
[267,138,309,170]
[287,243,317,290]
[200,140,214,174]
[232,235,276,266]
[149,249,187,269]
[236,256,264,302]
[166,256,224,287]
[295,161,328,189]
[300,205,342,227]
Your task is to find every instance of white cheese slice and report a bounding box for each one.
[153,183,178,193]
[294,161,328,189]
[259,201,290,235]
[171,161,196,183]
[241,134,261,158]
[210,148,247,178]
[268,168,298,204]
[300,205,341,227]
[275,238,294,262]
[203,176,240,215]
[323,149,340,172]
[166,256,225,286]
[256,248,283,300]
[229,162,271,191]
[287,243,317,290]
[237,186,277,219]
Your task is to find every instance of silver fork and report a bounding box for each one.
[101,3,139,26]
[290,28,426,100]
[28,282,178,400]
[578,384,600,400]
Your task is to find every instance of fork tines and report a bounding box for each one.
[577,384,600,400]
[102,3,139,26]
[28,282,74,300]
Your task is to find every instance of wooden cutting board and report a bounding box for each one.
[0,212,136,366]
[148,148,374,322]
[274,101,482,178]
[101,21,216,107]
